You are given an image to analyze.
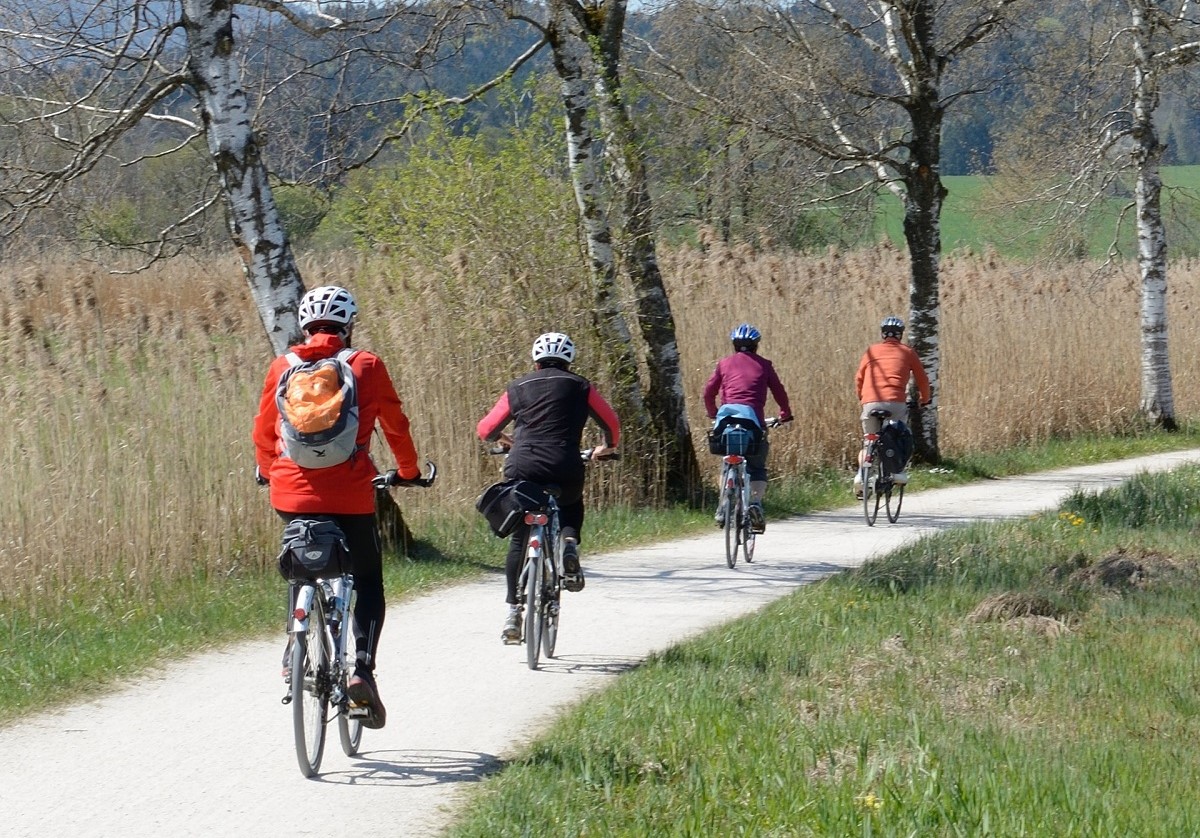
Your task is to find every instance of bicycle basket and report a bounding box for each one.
[277,518,351,582]
[475,479,550,538]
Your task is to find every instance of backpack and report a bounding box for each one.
[275,348,360,469]
[475,479,551,538]
[277,517,351,582]
[878,420,914,476]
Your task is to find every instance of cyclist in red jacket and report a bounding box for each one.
[477,332,620,644]
[253,285,424,729]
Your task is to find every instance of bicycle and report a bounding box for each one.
[489,446,618,670]
[281,461,436,778]
[859,409,905,526]
[712,416,783,569]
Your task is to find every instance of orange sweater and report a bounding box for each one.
[252,333,420,514]
[855,339,931,405]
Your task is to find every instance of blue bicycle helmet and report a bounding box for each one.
[730,323,761,350]
[880,316,904,339]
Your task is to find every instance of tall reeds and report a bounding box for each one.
[1,245,1193,614]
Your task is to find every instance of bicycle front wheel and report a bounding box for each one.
[337,635,363,756]
[524,548,543,670]
[724,486,740,569]
[291,604,329,778]
[743,525,756,563]
[862,462,882,526]
[886,481,905,524]
[541,551,559,660]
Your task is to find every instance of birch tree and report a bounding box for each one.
[510,0,703,499]
[0,0,475,355]
[993,0,1199,429]
[1116,0,1198,429]
[642,0,1028,462]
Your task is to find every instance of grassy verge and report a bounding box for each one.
[448,460,1200,837]
[3,426,1198,726]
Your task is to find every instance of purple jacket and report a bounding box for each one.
[703,351,792,425]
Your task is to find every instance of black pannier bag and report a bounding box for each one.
[706,417,763,456]
[475,479,550,538]
[277,517,351,582]
[878,420,914,476]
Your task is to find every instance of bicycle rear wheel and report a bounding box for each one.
[291,601,329,778]
[886,482,905,524]
[724,485,740,569]
[524,548,543,670]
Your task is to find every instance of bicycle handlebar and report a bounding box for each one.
[373,460,438,489]
[581,448,621,462]
[488,444,620,461]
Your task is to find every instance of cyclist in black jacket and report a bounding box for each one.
[476,332,621,643]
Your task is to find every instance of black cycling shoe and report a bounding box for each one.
[561,541,585,592]
[347,668,387,729]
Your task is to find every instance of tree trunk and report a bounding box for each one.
[586,0,704,502]
[1131,3,1178,430]
[181,0,305,356]
[546,14,646,424]
[899,7,944,465]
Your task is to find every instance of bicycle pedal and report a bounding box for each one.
[347,705,371,720]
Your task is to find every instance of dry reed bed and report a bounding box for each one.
[1,247,1195,611]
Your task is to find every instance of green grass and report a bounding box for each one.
[877,167,1200,259]
[448,461,1200,837]
[2,426,1198,726]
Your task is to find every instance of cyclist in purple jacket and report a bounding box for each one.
[703,324,793,533]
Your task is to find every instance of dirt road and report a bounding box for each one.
[3,450,1197,837]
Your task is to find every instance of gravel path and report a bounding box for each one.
[3,450,1197,838]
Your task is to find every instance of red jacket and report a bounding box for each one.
[856,338,932,405]
[253,332,420,514]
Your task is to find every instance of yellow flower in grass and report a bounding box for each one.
[856,792,883,811]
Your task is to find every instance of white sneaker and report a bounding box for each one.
[891,470,909,485]
[853,476,864,499]
[501,608,522,644]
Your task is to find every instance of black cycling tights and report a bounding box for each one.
[279,511,384,671]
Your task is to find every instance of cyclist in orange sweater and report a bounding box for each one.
[854,316,931,496]
[253,285,425,729]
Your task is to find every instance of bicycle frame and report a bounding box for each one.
[516,495,561,669]
[860,410,905,526]
[718,453,755,568]
[290,574,355,713]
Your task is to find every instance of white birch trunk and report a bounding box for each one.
[181,0,304,356]
[547,10,646,418]
[1130,1,1177,428]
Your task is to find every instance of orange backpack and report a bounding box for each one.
[275,349,360,468]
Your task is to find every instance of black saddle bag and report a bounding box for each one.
[277,518,351,582]
[475,479,550,537]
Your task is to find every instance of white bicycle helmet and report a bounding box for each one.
[298,286,358,332]
[531,332,576,365]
